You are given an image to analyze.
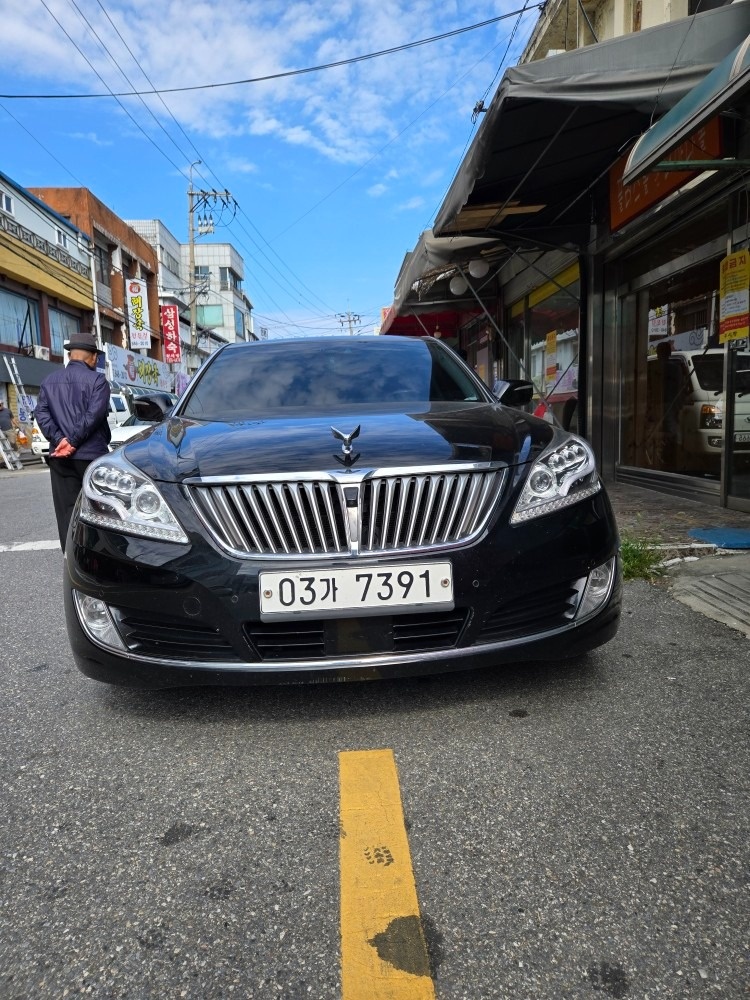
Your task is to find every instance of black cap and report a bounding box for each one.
[64,331,99,353]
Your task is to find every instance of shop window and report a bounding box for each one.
[459,315,492,385]
[506,265,580,430]
[621,256,725,477]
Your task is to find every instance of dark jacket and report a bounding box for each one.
[35,360,111,460]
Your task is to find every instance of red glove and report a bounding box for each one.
[51,437,77,458]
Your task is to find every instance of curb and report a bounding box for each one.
[648,542,718,563]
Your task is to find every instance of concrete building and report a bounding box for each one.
[127,221,248,381]
[520,0,692,61]
[29,188,160,358]
[183,242,255,354]
[0,170,94,418]
[26,189,179,395]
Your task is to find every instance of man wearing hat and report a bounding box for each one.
[35,331,111,551]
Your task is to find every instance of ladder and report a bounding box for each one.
[4,354,34,424]
[0,428,22,470]
[2,354,34,471]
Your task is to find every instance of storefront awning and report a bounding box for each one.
[380,229,501,335]
[434,2,750,247]
[394,230,499,306]
[623,34,750,184]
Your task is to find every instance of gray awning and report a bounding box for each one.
[392,229,499,311]
[434,2,750,244]
[381,230,502,336]
[623,33,750,184]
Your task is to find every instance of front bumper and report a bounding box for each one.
[63,490,622,689]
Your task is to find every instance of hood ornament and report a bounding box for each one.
[331,425,361,467]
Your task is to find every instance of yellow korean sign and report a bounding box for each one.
[719,250,750,343]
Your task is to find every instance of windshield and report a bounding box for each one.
[180,339,488,420]
[692,353,750,393]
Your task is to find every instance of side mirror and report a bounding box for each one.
[133,392,173,423]
[493,379,534,407]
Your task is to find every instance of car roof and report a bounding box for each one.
[223,335,431,351]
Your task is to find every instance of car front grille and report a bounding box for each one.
[476,579,584,643]
[186,466,505,559]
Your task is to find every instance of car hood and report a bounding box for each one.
[120,402,556,482]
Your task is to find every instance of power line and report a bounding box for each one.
[62,0,196,174]
[36,0,186,177]
[0,101,86,185]
[1,8,544,100]
[79,1,338,317]
[7,5,535,330]
[30,1,337,324]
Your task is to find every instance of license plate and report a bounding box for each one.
[734,432,750,443]
[259,562,454,619]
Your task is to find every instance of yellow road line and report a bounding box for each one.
[339,749,436,1000]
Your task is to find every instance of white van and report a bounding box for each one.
[647,348,750,473]
[108,391,131,428]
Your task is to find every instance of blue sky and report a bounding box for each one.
[1,0,539,338]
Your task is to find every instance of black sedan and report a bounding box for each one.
[64,336,621,688]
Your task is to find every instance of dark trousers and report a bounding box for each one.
[48,457,93,551]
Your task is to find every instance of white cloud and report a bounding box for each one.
[225,157,258,174]
[67,131,113,147]
[1,0,536,172]
[396,196,425,212]
[367,183,387,197]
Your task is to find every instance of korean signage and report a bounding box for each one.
[719,250,750,344]
[647,306,669,345]
[160,304,182,364]
[610,117,721,231]
[125,278,151,350]
[105,342,174,392]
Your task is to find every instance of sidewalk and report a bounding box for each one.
[607,480,750,637]
[607,480,750,555]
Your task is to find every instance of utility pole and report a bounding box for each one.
[187,161,235,367]
[337,311,361,336]
[188,161,199,366]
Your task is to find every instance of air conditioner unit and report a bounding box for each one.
[33,345,50,361]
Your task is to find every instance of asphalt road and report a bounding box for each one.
[0,467,747,999]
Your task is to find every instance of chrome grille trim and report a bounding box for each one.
[184,464,506,559]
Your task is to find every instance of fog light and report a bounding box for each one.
[577,557,616,619]
[73,590,127,650]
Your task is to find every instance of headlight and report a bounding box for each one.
[80,452,189,543]
[511,434,601,524]
[699,404,722,429]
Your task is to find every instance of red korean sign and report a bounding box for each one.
[160,304,182,364]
